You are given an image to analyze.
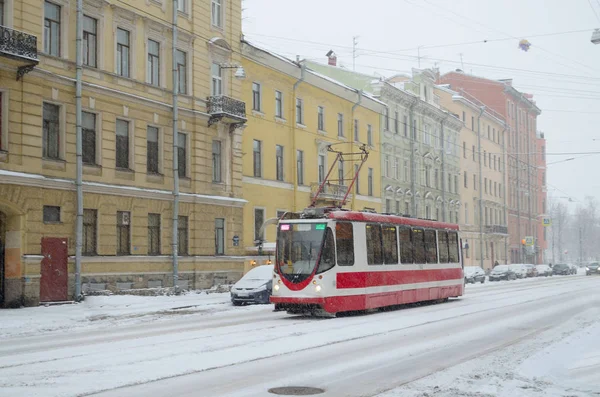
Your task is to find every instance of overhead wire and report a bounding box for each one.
[588,0,600,23]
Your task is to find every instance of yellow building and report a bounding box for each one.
[436,85,509,270]
[240,41,385,257]
[0,0,248,306]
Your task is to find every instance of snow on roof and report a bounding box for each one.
[306,68,387,107]
[242,39,298,67]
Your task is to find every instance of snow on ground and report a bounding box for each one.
[0,291,251,339]
[378,306,600,397]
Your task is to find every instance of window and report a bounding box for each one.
[412,228,425,263]
[404,159,409,181]
[448,174,452,193]
[116,28,130,77]
[176,50,187,94]
[275,91,283,118]
[212,140,222,182]
[354,164,360,194]
[462,111,466,122]
[473,174,477,190]
[484,151,487,166]
[148,213,161,255]
[471,116,475,130]
[252,82,261,111]
[82,209,97,255]
[542,145,545,161]
[472,145,476,161]
[463,142,466,158]
[396,200,401,214]
[424,230,438,264]
[367,124,373,146]
[336,223,354,266]
[317,228,336,274]
[147,39,160,86]
[254,208,265,242]
[296,150,304,185]
[315,106,324,131]
[117,211,131,255]
[395,157,400,180]
[386,199,391,212]
[435,169,439,189]
[399,228,413,264]
[337,113,344,137]
[177,133,186,178]
[424,124,430,145]
[464,171,468,188]
[494,181,497,196]
[465,203,469,224]
[484,177,488,193]
[43,206,60,223]
[448,232,459,263]
[383,226,398,264]
[42,103,60,159]
[253,140,262,177]
[295,98,304,124]
[276,144,284,181]
[211,63,222,95]
[0,0,4,25]
[178,215,189,255]
[338,159,345,185]
[384,155,390,178]
[82,112,96,165]
[368,168,373,196]
[44,1,61,56]
[147,126,159,174]
[438,231,449,263]
[385,108,390,130]
[354,119,359,141]
[412,119,417,139]
[489,153,492,169]
[425,167,430,187]
[211,0,222,27]
[403,115,408,137]
[115,119,130,169]
[215,218,225,255]
[82,15,98,67]
[394,111,399,133]
[454,175,458,194]
[318,154,325,183]
[366,224,383,265]
[177,0,187,12]
[425,205,431,219]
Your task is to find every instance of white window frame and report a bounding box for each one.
[252,82,262,112]
[176,49,188,95]
[211,62,223,96]
[211,0,223,29]
[41,100,65,161]
[81,109,102,166]
[146,124,163,174]
[177,131,189,179]
[275,90,283,119]
[115,117,135,170]
[115,27,132,78]
[176,0,189,15]
[296,98,304,125]
[317,106,325,132]
[147,38,161,87]
[43,0,68,58]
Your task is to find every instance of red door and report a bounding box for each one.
[40,238,68,302]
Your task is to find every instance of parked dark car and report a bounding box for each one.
[464,266,486,284]
[489,265,517,281]
[568,264,577,275]
[586,262,600,275]
[552,263,572,275]
[535,264,553,277]
[230,265,274,305]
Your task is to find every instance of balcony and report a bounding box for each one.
[485,224,509,235]
[207,95,246,126]
[310,182,352,203]
[0,25,39,80]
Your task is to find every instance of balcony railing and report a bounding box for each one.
[485,224,508,235]
[207,95,246,126]
[0,25,38,62]
[310,182,352,202]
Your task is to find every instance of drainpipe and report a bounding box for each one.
[477,106,485,270]
[409,100,417,216]
[172,0,180,289]
[74,0,83,301]
[440,113,449,222]
[291,62,305,212]
[501,126,507,264]
[351,91,362,211]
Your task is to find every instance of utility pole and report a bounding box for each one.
[352,36,359,71]
[459,53,464,70]
[579,226,583,265]
[418,46,423,68]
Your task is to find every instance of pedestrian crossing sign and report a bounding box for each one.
[542,217,552,227]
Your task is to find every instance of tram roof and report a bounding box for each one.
[328,211,460,231]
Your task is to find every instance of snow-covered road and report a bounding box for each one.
[1,275,598,397]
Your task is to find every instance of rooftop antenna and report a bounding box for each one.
[353,36,359,71]
[459,53,465,71]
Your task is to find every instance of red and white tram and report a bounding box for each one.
[270,207,464,316]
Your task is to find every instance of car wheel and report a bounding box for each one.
[480,278,485,284]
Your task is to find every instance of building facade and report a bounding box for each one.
[439,72,542,264]
[536,132,548,262]
[0,0,247,307]
[241,42,384,257]
[305,62,462,222]
[436,85,509,270]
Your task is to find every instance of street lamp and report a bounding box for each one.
[592,29,600,45]
[220,63,246,80]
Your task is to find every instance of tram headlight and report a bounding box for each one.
[274,284,280,292]
[315,285,322,293]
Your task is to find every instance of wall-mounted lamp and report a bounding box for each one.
[220,63,246,80]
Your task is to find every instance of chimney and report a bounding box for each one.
[326,50,337,66]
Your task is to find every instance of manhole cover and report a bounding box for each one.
[268,386,325,395]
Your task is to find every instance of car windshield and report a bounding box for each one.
[493,265,509,272]
[276,222,327,282]
[241,265,274,281]
[555,264,569,269]
[464,267,480,275]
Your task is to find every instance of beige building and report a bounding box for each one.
[0,0,247,306]
[436,85,508,270]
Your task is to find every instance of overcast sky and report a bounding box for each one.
[242,0,600,210]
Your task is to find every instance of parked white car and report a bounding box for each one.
[509,264,528,279]
[535,264,553,277]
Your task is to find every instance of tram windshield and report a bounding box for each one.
[276,222,327,282]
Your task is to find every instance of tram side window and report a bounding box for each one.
[438,231,449,263]
[317,228,336,274]
[412,228,425,264]
[399,228,413,264]
[424,229,438,264]
[382,226,399,264]
[366,224,383,265]
[336,222,354,266]
[448,231,459,263]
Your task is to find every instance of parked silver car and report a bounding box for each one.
[464,266,486,284]
[535,264,553,277]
